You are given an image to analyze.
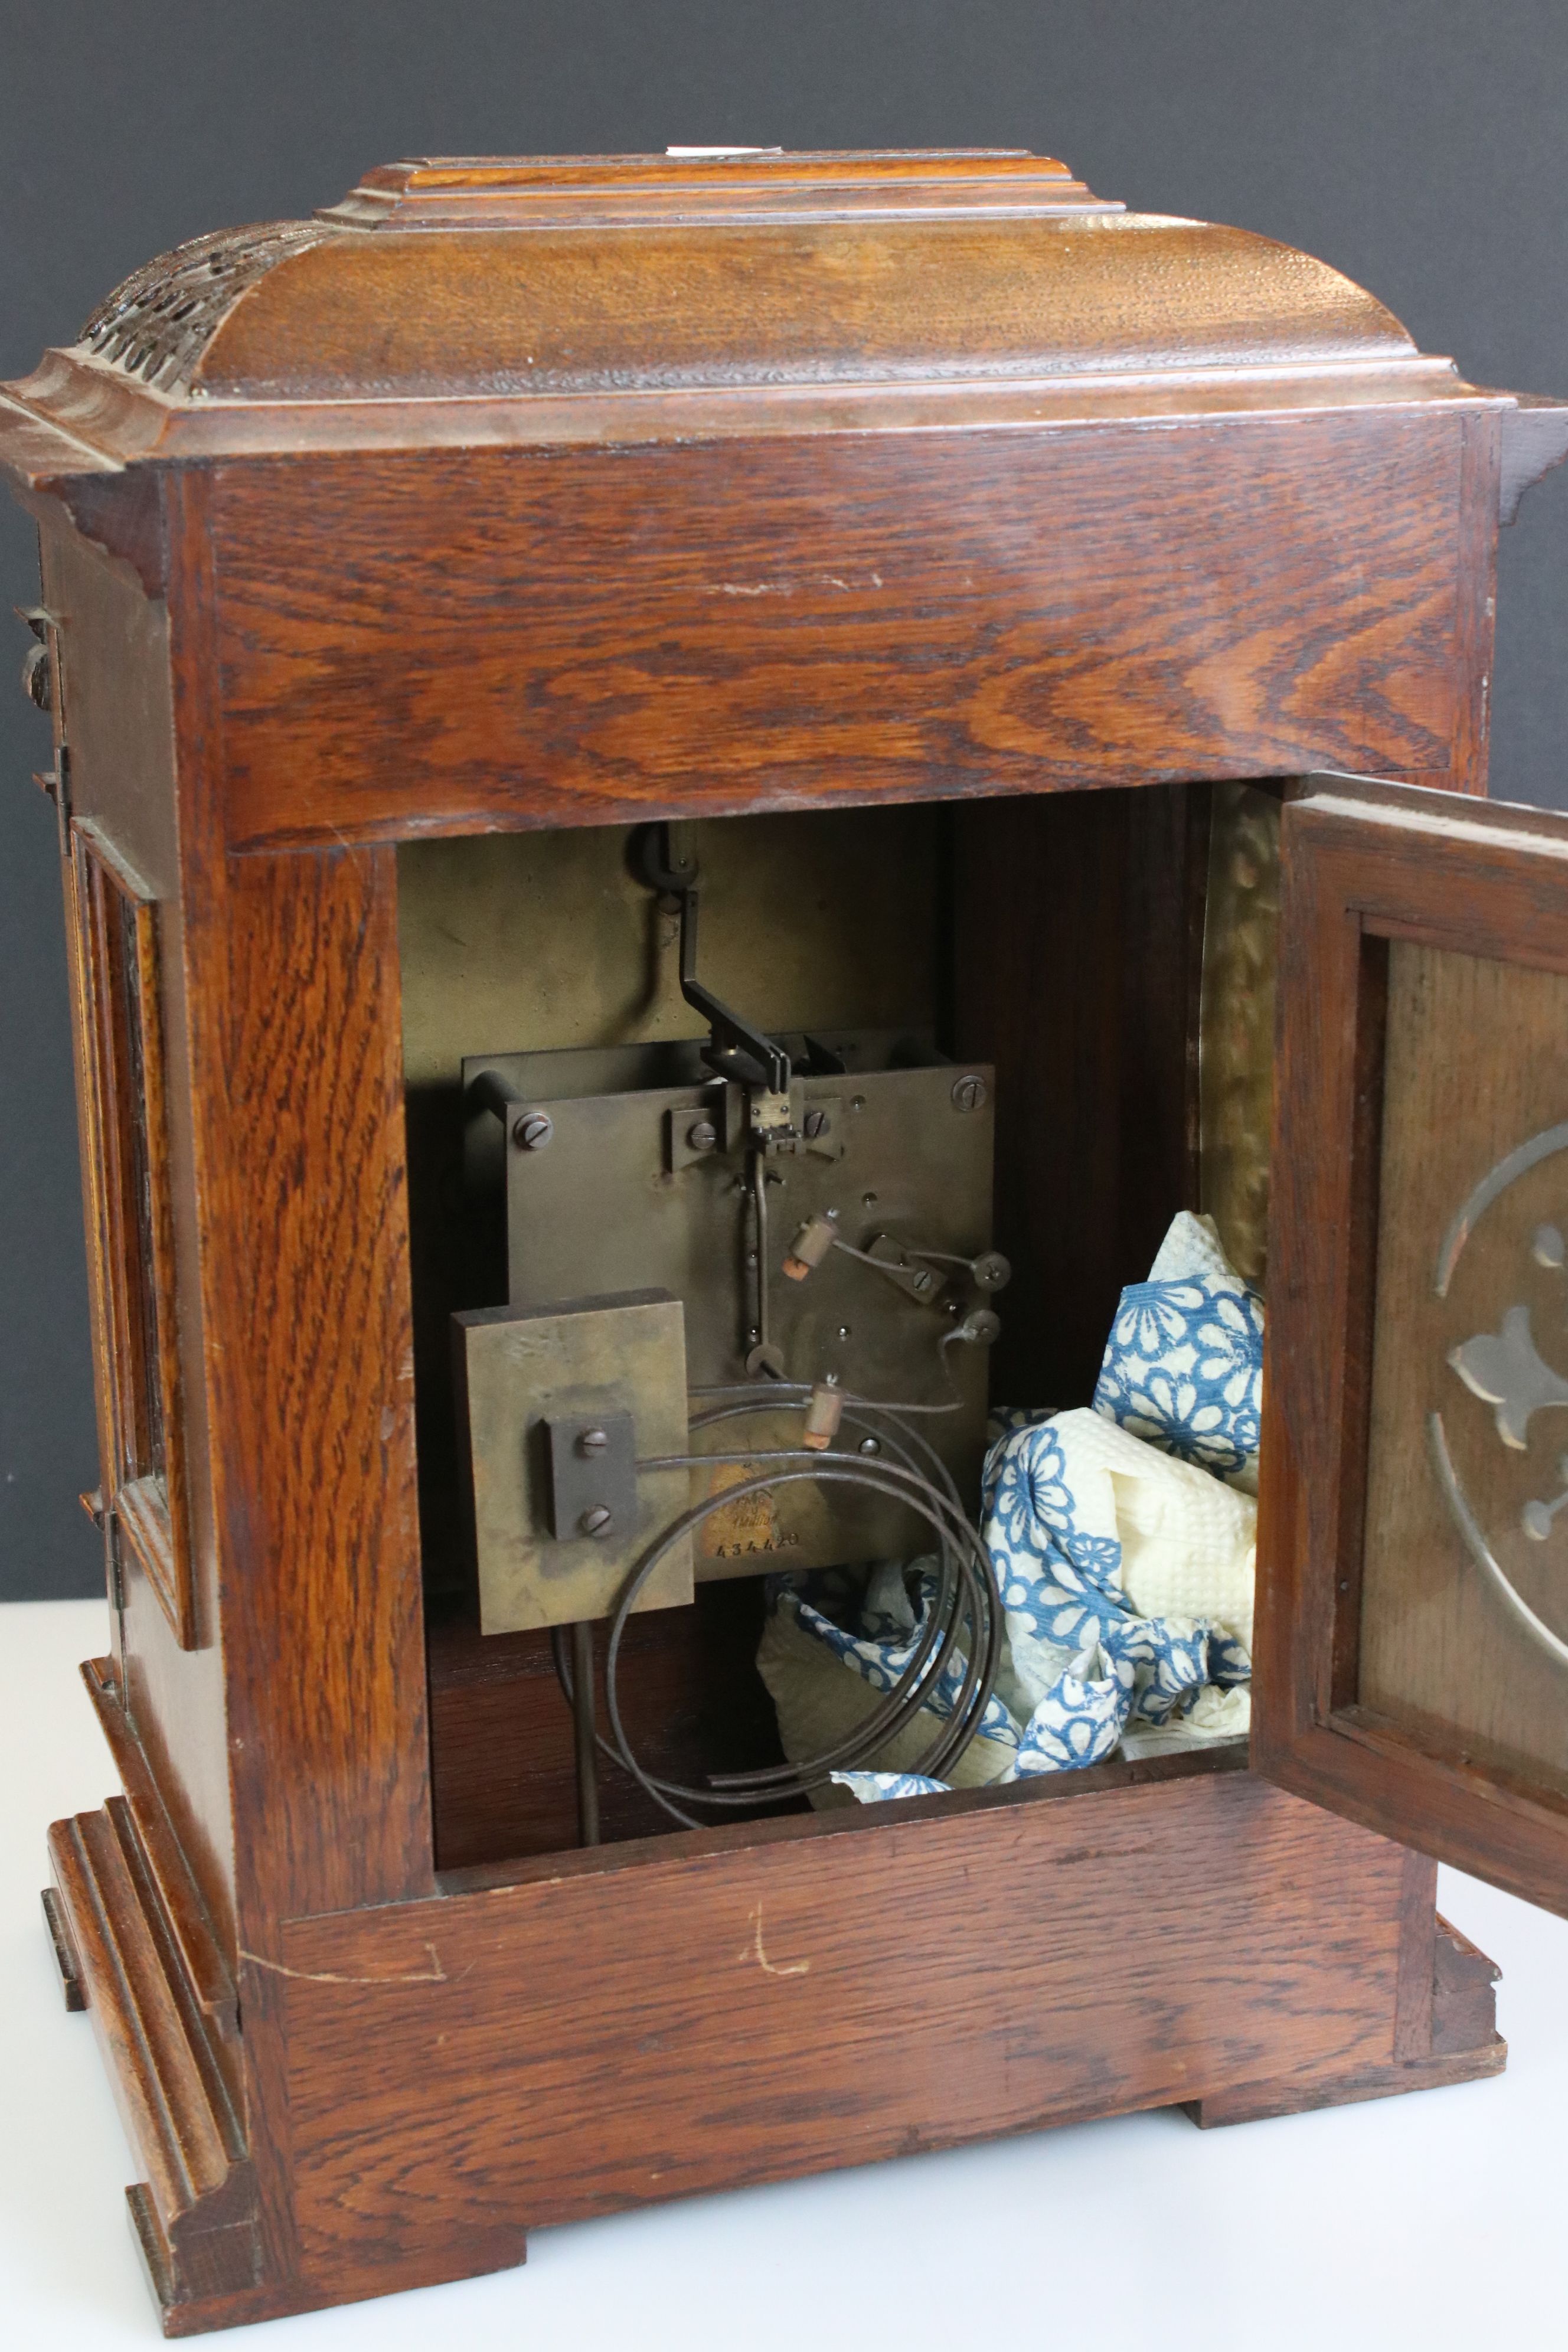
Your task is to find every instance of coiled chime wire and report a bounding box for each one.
[688,1397,979,1792]
[554,1389,988,1792]
[550,1386,1002,1832]
[551,1391,1000,1814]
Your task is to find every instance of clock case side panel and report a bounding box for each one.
[35,480,436,1946]
[28,502,266,2314]
[35,511,237,1952]
[30,467,439,2325]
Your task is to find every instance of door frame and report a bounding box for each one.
[1254,772,1568,1917]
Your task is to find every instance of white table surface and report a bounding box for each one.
[3,1594,1563,2351]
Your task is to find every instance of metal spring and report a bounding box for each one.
[550,1388,1002,1832]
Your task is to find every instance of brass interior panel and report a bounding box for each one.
[397,805,945,1607]
[398,808,940,1085]
[1360,942,1568,1797]
[1198,783,1280,1285]
[456,1291,693,1635]
[481,1038,994,1576]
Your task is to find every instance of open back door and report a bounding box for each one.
[1255,774,1568,1917]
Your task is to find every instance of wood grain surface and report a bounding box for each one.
[276,1765,1472,2284]
[1187,1857,1505,2121]
[48,1801,257,2305]
[953,784,1207,1410]
[1254,778,1568,1916]
[40,520,237,1944]
[71,825,197,1648]
[196,214,1407,403]
[187,852,430,1920]
[321,149,1116,232]
[207,409,1486,853]
[164,473,435,1940]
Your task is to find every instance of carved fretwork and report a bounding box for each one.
[77,221,328,393]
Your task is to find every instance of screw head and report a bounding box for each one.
[951,1074,988,1113]
[579,1505,613,1537]
[514,1111,554,1150]
[687,1119,718,1152]
[576,1427,609,1456]
[802,1108,830,1139]
[912,1270,933,1293]
[858,1435,881,1456]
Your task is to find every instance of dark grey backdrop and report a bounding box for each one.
[4,0,1566,1599]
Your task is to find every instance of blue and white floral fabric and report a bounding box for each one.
[1093,1210,1264,1492]
[759,1213,1262,1808]
[983,1405,1253,1713]
[761,1413,1255,1804]
[759,1559,1024,1795]
[832,1770,947,1803]
[790,1559,1021,1754]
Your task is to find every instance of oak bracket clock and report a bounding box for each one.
[6,150,1568,2334]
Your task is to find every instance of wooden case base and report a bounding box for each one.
[46,1714,1502,2337]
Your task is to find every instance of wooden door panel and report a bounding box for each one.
[1255,774,1568,1916]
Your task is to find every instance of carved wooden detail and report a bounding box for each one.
[77,221,331,393]
[0,145,1547,489]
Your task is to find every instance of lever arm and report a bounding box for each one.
[631,822,791,1094]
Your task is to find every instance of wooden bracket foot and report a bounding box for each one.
[42,1884,86,2010]
[1184,1908,1505,2128]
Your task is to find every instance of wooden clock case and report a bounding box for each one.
[6,150,1568,2334]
